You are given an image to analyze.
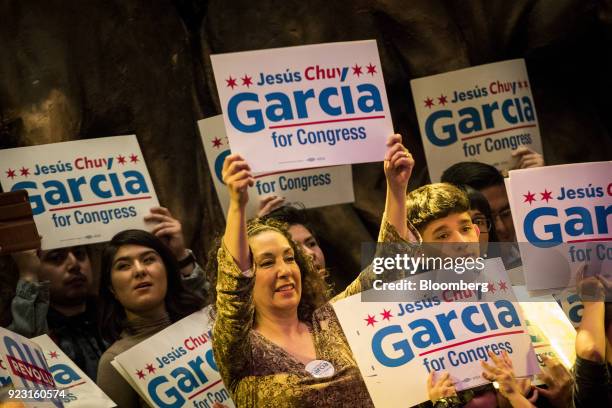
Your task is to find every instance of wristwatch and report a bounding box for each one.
[178,249,196,269]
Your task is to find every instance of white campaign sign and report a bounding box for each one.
[112,307,234,408]
[0,136,159,250]
[506,162,612,290]
[333,259,538,407]
[411,59,543,182]
[32,335,115,407]
[513,286,576,370]
[0,328,62,407]
[211,40,393,173]
[197,115,355,219]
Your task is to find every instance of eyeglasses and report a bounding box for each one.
[472,217,492,232]
[491,208,513,222]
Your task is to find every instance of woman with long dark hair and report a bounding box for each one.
[96,228,207,407]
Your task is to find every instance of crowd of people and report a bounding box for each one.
[1,134,610,408]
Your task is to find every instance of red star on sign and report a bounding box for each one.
[498,280,508,292]
[365,314,377,327]
[523,191,536,205]
[540,189,553,203]
[5,168,16,179]
[136,369,146,380]
[366,63,377,75]
[437,95,448,106]
[518,81,523,89]
[20,167,30,177]
[524,80,529,88]
[424,97,435,109]
[129,154,139,163]
[226,76,238,89]
[117,155,127,165]
[352,64,363,77]
[487,282,496,293]
[145,363,156,374]
[380,309,393,321]
[212,137,223,148]
[49,351,58,359]
[241,75,253,88]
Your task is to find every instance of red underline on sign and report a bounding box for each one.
[188,379,223,400]
[460,124,537,141]
[61,380,86,390]
[533,344,550,349]
[255,166,328,179]
[268,115,386,130]
[49,196,153,211]
[567,237,612,243]
[418,330,525,356]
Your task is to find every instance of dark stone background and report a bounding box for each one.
[1,0,611,320]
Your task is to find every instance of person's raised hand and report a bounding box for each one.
[481,351,533,401]
[222,154,254,208]
[11,248,42,283]
[536,355,573,408]
[144,206,188,260]
[257,195,285,218]
[427,371,457,403]
[384,134,414,195]
[512,147,544,169]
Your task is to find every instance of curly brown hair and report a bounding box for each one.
[246,217,331,322]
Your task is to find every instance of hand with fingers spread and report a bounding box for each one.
[536,355,573,408]
[144,206,188,260]
[427,371,457,403]
[257,195,286,218]
[511,147,544,169]
[222,154,255,209]
[482,351,535,407]
[384,133,414,195]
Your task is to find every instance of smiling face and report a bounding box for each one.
[420,212,481,258]
[110,244,168,317]
[250,230,302,319]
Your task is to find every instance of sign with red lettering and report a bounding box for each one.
[411,59,543,182]
[197,115,355,219]
[0,136,159,249]
[0,327,62,407]
[111,306,234,408]
[211,40,393,173]
[332,259,538,407]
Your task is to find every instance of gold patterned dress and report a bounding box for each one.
[213,216,420,408]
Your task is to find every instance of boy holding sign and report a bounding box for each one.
[404,182,572,408]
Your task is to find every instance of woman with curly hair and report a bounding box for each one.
[213,134,420,407]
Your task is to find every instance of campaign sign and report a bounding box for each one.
[31,336,115,407]
[333,258,538,407]
[0,136,159,250]
[112,307,234,408]
[552,288,583,329]
[0,328,62,408]
[411,59,543,182]
[197,115,355,218]
[513,286,576,370]
[211,40,393,173]
[506,162,612,290]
